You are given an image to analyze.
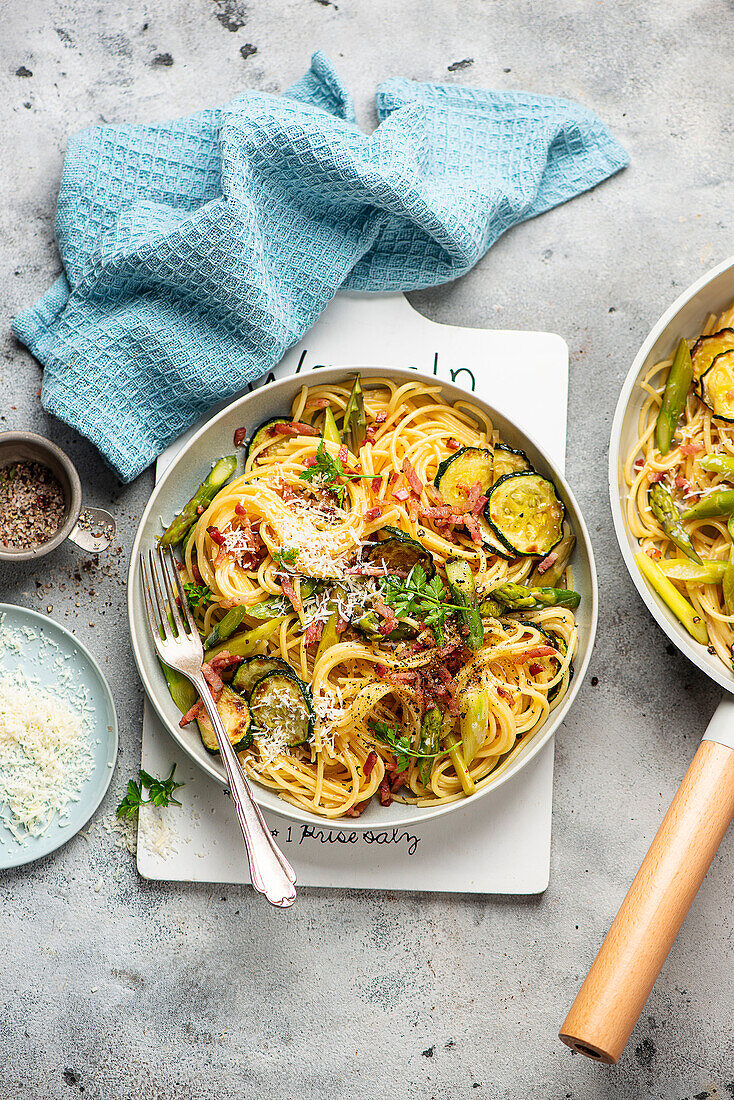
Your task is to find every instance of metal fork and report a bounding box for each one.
[141,547,297,908]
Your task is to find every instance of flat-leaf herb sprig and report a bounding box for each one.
[116,765,185,820]
[299,441,379,507]
[379,565,466,644]
[370,720,457,772]
[183,581,211,611]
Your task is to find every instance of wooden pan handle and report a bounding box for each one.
[559,717,734,1065]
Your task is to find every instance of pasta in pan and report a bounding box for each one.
[160,376,580,819]
[625,301,734,670]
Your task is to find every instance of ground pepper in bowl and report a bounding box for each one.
[0,461,66,550]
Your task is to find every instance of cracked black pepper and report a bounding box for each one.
[0,461,66,549]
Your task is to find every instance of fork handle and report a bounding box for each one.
[194,675,297,908]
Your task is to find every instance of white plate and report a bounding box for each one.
[128,366,597,829]
[609,253,734,693]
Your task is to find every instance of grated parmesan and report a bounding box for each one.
[0,667,94,839]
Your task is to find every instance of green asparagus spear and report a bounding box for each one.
[159,612,196,712]
[315,584,349,661]
[445,732,475,795]
[484,582,581,612]
[698,453,734,476]
[460,689,489,768]
[322,406,341,446]
[530,532,576,587]
[635,552,708,645]
[204,618,285,661]
[478,596,504,619]
[203,605,249,650]
[658,558,727,584]
[649,483,702,564]
[655,338,693,456]
[723,516,734,615]
[682,490,734,521]
[159,456,237,548]
[418,706,442,788]
[444,559,484,650]
[343,374,366,454]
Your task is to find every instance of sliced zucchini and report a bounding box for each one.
[444,558,483,650]
[249,670,315,750]
[362,526,435,578]
[691,328,734,381]
[244,417,292,463]
[197,685,253,754]
[699,350,734,422]
[435,447,493,510]
[485,472,565,557]
[492,444,533,482]
[232,655,294,696]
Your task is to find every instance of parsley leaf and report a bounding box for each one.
[369,719,457,772]
[298,441,379,506]
[183,582,212,611]
[116,765,184,819]
[273,547,299,568]
[379,565,465,644]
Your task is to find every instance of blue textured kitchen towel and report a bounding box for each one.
[13,52,628,482]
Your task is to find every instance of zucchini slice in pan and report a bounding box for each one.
[249,670,315,750]
[197,685,253,754]
[362,526,435,578]
[232,655,294,696]
[691,328,734,381]
[492,444,533,482]
[699,350,734,423]
[244,417,292,463]
[435,447,493,509]
[485,472,565,557]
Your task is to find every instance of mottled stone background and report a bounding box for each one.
[1,2,733,1097]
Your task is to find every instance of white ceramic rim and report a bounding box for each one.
[128,365,598,829]
[609,252,734,696]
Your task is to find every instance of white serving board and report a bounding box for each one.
[137,292,568,893]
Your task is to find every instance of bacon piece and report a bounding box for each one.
[378,776,393,806]
[393,488,410,501]
[208,651,243,672]
[446,438,460,451]
[634,457,645,471]
[496,686,512,702]
[304,397,330,409]
[234,502,247,517]
[201,662,224,696]
[304,619,324,646]
[536,551,558,575]
[464,514,483,545]
[303,456,318,468]
[207,526,226,546]
[345,799,371,817]
[375,664,387,677]
[338,445,348,464]
[191,559,203,584]
[365,506,383,522]
[179,699,204,727]
[408,495,420,523]
[402,458,424,496]
[529,661,544,675]
[646,547,662,561]
[281,482,296,502]
[280,574,302,614]
[679,441,704,456]
[648,471,665,484]
[513,646,556,663]
[371,476,382,493]
[373,593,398,635]
[466,481,483,510]
[364,426,378,444]
[471,495,488,516]
[233,427,248,447]
[375,411,388,423]
[390,769,409,794]
[363,750,378,778]
[271,421,320,437]
[675,475,691,493]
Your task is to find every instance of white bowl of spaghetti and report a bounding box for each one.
[611,253,734,691]
[129,367,596,828]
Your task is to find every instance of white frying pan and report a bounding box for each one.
[559,255,734,1063]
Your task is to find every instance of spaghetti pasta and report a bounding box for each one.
[167,376,580,819]
[625,300,734,670]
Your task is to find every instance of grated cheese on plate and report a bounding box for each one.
[0,666,94,838]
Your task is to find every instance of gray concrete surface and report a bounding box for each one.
[1,2,733,1097]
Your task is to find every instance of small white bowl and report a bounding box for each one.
[128,366,598,829]
[609,253,734,694]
